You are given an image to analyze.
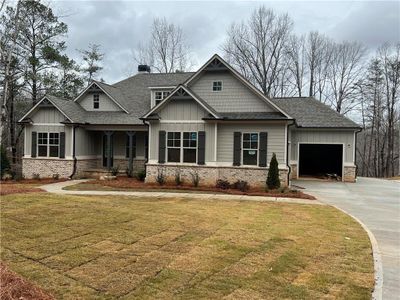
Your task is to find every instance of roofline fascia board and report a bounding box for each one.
[73,81,129,114]
[142,85,219,119]
[148,86,176,89]
[295,126,362,130]
[202,118,294,122]
[18,96,73,123]
[183,54,293,119]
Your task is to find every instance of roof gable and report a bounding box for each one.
[19,96,73,123]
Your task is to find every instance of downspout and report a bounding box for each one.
[142,119,150,175]
[354,127,362,180]
[286,120,296,186]
[69,125,77,179]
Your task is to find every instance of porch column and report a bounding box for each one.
[104,131,114,170]
[127,131,135,174]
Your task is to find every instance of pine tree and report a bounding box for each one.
[266,153,280,189]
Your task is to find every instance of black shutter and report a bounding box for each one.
[197,131,206,165]
[59,132,65,158]
[233,132,241,166]
[133,134,137,158]
[158,131,166,163]
[31,131,37,158]
[259,132,268,167]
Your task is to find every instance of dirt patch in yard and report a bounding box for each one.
[0,262,54,300]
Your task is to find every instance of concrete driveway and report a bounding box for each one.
[294,177,400,300]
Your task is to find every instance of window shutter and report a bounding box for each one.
[197,131,206,165]
[31,131,37,158]
[158,131,166,163]
[259,132,268,167]
[133,134,137,158]
[59,132,66,158]
[233,132,241,166]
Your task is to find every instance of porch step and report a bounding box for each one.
[82,168,127,179]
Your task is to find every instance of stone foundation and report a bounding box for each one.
[343,165,356,182]
[145,164,288,188]
[22,158,74,179]
[290,164,298,180]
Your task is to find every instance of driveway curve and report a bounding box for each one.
[294,177,400,300]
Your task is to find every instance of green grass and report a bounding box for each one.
[1,193,374,299]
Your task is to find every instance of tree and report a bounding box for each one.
[266,153,280,189]
[79,43,104,84]
[223,6,293,97]
[0,144,10,177]
[135,17,191,73]
[56,56,84,99]
[286,34,307,97]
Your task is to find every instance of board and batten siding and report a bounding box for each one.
[217,123,287,165]
[25,124,72,158]
[149,122,215,163]
[290,129,355,163]
[78,93,122,111]
[158,99,208,120]
[30,107,66,123]
[190,72,275,113]
[75,128,101,157]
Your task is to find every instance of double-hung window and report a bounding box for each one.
[242,133,259,165]
[167,132,197,163]
[212,81,222,91]
[167,132,181,162]
[38,132,59,157]
[93,94,99,109]
[155,91,171,106]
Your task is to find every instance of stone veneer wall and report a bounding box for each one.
[290,164,298,180]
[145,164,288,188]
[22,158,74,179]
[343,166,356,182]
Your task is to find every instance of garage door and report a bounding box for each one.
[299,144,343,178]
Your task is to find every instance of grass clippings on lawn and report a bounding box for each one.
[0,262,54,300]
[65,177,315,199]
[0,193,373,299]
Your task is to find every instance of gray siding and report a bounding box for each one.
[78,92,122,111]
[217,123,286,165]
[149,122,215,163]
[290,129,355,163]
[31,107,66,123]
[190,72,275,113]
[158,99,207,120]
[75,128,101,157]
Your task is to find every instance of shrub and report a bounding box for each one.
[110,166,119,176]
[156,168,165,185]
[216,179,230,190]
[32,173,40,180]
[52,174,60,180]
[232,180,250,192]
[266,153,280,189]
[190,171,200,187]
[0,146,10,179]
[175,169,182,186]
[125,168,134,178]
[135,169,146,181]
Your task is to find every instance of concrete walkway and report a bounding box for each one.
[40,180,324,205]
[295,177,400,300]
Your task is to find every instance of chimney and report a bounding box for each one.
[138,65,151,74]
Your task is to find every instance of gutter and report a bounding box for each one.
[69,125,78,179]
[286,120,296,186]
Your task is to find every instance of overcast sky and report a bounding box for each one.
[54,0,400,83]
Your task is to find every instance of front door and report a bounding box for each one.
[102,134,113,168]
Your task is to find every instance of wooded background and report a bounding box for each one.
[1,1,399,178]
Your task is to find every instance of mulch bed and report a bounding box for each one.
[0,179,65,196]
[88,177,316,200]
[0,263,54,300]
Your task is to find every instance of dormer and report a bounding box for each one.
[149,86,175,108]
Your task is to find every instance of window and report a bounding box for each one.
[242,133,258,165]
[183,132,197,163]
[93,94,99,109]
[167,132,181,162]
[212,81,222,91]
[38,132,59,157]
[155,91,171,106]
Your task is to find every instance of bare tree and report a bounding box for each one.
[135,17,191,73]
[285,34,307,96]
[223,6,293,97]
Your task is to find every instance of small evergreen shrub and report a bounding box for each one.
[232,180,250,192]
[52,174,60,180]
[216,179,230,190]
[32,173,40,180]
[190,171,200,187]
[266,153,280,189]
[0,146,10,179]
[110,166,120,176]
[156,168,165,185]
[174,169,182,186]
[135,169,146,181]
[125,168,134,178]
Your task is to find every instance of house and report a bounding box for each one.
[18,54,361,187]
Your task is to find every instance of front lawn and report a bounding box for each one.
[0,193,373,299]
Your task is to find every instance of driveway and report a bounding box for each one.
[294,177,400,300]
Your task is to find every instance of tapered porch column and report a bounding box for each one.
[126,131,136,174]
[104,131,114,170]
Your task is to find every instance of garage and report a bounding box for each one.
[298,144,343,178]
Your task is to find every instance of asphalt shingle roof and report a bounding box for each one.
[271,97,360,128]
[205,112,288,120]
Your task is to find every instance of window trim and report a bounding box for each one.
[154,90,171,106]
[212,81,223,92]
[37,132,60,158]
[166,131,198,164]
[241,132,259,166]
[93,94,100,109]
